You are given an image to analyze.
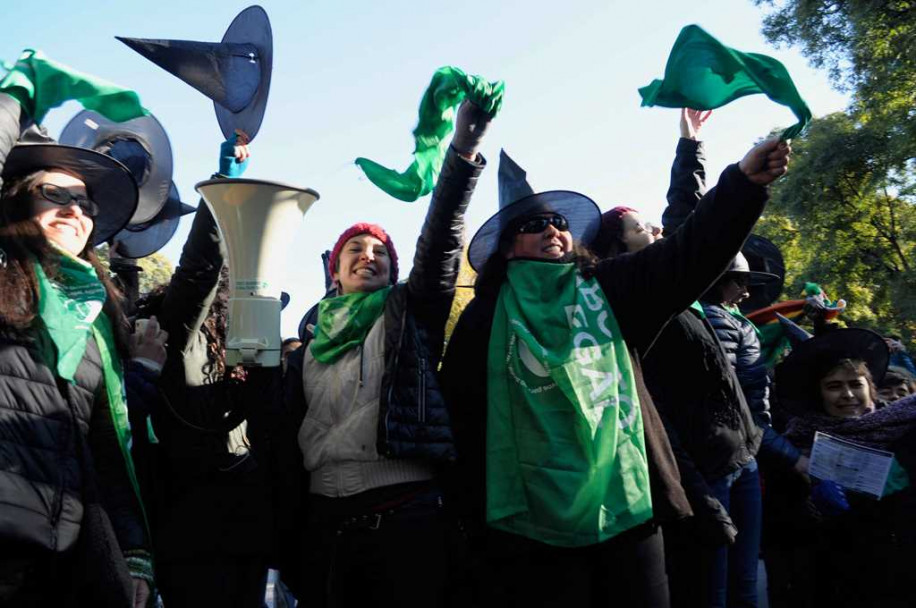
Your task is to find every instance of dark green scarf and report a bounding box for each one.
[639,25,811,139]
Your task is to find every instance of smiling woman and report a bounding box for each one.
[0,93,153,606]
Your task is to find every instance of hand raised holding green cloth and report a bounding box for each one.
[639,25,811,140]
[355,66,504,202]
[0,49,147,123]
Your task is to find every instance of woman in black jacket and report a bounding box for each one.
[0,93,152,607]
[439,132,789,608]
[280,100,494,607]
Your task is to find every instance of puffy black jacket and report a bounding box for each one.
[284,147,484,461]
[702,303,800,467]
[0,329,147,555]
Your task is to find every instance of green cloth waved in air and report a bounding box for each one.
[639,25,811,139]
[355,66,504,202]
[0,49,147,123]
[486,260,652,547]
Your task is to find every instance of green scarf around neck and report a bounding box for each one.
[486,260,653,547]
[34,254,147,531]
[310,286,393,364]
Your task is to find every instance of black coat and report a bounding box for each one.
[440,162,771,535]
[283,147,485,462]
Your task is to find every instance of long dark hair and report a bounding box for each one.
[0,170,129,355]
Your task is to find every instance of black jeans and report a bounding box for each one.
[157,555,268,608]
[479,522,669,608]
[300,484,458,608]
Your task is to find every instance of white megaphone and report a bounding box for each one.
[196,178,319,367]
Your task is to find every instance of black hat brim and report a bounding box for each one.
[215,5,273,142]
[112,182,193,258]
[3,143,138,246]
[775,328,890,406]
[60,110,173,225]
[468,190,601,272]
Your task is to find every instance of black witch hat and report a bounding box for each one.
[60,110,173,225]
[117,5,272,141]
[110,182,195,259]
[467,150,601,272]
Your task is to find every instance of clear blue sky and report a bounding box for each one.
[4,0,848,337]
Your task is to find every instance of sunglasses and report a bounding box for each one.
[35,183,99,218]
[516,214,569,234]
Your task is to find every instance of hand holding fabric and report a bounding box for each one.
[451,100,493,160]
[695,495,738,547]
[355,66,504,202]
[738,137,790,186]
[811,479,850,517]
[219,131,250,177]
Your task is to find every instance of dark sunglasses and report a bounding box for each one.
[35,183,99,218]
[516,214,569,234]
[730,274,751,288]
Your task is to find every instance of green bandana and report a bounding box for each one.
[355,66,504,202]
[486,260,653,547]
[0,49,147,123]
[34,254,148,531]
[310,286,393,364]
[639,25,811,139]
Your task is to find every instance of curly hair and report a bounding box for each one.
[0,169,129,355]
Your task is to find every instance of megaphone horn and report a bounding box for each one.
[196,178,319,367]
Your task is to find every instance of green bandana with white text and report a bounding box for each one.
[310,286,393,364]
[486,260,652,547]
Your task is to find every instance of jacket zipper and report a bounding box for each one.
[51,379,76,550]
[383,306,410,455]
[417,357,427,423]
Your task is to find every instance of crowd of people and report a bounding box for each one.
[1,65,915,608]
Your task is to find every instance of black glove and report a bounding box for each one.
[451,100,492,159]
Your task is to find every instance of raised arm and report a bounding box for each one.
[596,137,790,352]
[0,93,27,186]
[663,109,710,234]
[407,101,490,323]
[157,135,249,354]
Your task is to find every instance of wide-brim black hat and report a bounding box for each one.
[60,110,173,225]
[467,150,601,272]
[2,126,139,246]
[117,5,273,142]
[111,182,194,258]
[739,235,785,313]
[775,327,890,405]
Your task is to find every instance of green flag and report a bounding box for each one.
[355,66,504,202]
[0,49,147,123]
[639,25,811,139]
[486,260,653,547]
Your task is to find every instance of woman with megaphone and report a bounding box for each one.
[280,100,494,607]
[132,131,280,607]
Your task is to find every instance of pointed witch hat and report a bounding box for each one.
[60,109,173,225]
[467,149,600,272]
[110,182,195,258]
[117,5,272,141]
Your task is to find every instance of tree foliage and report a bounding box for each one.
[757,112,916,343]
[96,244,175,295]
[752,1,916,347]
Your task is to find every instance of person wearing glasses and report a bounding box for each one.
[0,93,153,606]
[438,132,789,607]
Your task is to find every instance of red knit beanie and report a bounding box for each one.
[591,206,637,255]
[327,222,399,284]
